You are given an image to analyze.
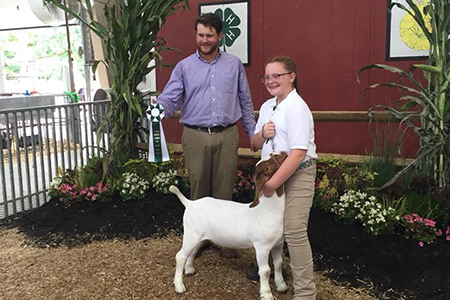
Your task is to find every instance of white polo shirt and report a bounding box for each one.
[255,89,317,161]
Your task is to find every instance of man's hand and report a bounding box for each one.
[250,139,258,152]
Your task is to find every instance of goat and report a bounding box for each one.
[169,151,288,300]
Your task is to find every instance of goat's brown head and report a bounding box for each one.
[249,151,288,208]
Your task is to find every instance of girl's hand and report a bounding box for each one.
[262,121,276,139]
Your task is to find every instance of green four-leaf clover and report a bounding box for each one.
[214,8,241,51]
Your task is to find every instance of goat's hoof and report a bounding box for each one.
[174,283,186,294]
[260,292,274,300]
[184,266,196,275]
[276,281,288,293]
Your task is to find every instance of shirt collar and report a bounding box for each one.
[195,49,222,64]
[274,89,296,110]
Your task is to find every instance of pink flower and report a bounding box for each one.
[90,186,95,191]
[424,219,436,227]
[446,236,450,241]
[92,194,97,201]
[419,241,424,247]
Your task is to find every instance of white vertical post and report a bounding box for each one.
[0,52,6,93]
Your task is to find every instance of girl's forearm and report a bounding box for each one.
[265,149,306,190]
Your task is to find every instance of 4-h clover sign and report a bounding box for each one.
[214,8,241,50]
[200,0,249,64]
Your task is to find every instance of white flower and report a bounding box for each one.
[120,172,150,200]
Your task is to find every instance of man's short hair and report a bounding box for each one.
[195,13,222,34]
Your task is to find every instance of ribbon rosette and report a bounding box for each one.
[146,103,170,162]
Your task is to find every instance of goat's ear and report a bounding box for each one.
[276,185,284,197]
[277,151,288,164]
[249,195,260,208]
[249,176,265,208]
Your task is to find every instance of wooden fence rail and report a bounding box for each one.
[137,111,415,166]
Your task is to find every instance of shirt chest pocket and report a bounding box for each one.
[220,73,237,94]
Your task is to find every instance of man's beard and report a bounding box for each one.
[198,43,218,56]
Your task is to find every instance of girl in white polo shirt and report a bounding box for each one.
[251,55,317,300]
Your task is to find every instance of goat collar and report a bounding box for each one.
[270,155,281,167]
[249,151,288,208]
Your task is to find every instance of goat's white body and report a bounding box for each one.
[171,185,287,300]
[183,197,284,249]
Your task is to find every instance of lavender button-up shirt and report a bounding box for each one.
[157,50,255,139]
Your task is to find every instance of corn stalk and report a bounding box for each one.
[357,0,450,188]
[46,0,190,178]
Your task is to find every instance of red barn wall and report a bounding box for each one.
[156,0,422,157]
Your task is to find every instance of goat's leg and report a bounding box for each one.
[184,242,205,275]
[174,249,188,293]
[255,246,274,300]
[174,238,201,293]
[271,243,288,293]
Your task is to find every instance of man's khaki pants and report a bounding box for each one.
[285,165,317,300]
[181,125,239,200]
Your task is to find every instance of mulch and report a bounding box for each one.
[309,209,450,300]
[1,189,449,300]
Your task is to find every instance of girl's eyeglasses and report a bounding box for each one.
[260,72,292,83]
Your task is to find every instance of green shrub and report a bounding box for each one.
[314,174,340,211]
[361,155,398,188]
[314,156,376,211]
[124,159,156,184]
[75,156,103,189]
[403,190,442,220]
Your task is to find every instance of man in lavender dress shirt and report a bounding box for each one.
[157,13,255,206]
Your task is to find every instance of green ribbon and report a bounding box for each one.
[147,103,165,163]
[64,91,80,103]
[152,122,162,162]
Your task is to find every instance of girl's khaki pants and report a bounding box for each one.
[285,165,317,300]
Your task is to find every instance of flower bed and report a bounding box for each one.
[309,206,450,300]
